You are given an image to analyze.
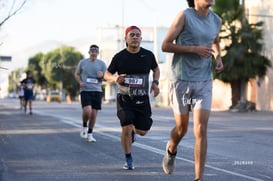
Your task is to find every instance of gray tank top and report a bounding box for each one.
[171,8,221,81]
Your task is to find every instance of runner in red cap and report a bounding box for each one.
[104,25,160,170]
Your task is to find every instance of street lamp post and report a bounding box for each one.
[121,0,125,49]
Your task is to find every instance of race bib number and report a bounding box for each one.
[86,78,98,84]
[119,74,149,96]
[124,77,143,87]
[27,83,33,89]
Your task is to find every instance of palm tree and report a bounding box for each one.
[213,0,271,111]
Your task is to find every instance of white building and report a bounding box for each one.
[0,56,12,98]
[243,0,273,111]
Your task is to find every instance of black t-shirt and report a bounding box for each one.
[108,47,158,96]
[22,77,36,92]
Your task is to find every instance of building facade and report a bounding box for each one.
[245,0,273,111]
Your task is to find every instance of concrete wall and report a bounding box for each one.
[246,0,273,111]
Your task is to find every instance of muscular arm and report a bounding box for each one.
[161,11,189,53]
[162,11,218,58]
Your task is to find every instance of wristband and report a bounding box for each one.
[152,80,159,86]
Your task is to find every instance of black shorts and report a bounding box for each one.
[80,91,102,110]
[24,91,34,100]
[116,94,153,131]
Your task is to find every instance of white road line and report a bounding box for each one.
[35,111,265,181]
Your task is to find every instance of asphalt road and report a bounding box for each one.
[0,98,273,181]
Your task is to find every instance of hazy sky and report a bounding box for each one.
[0,0,188,55]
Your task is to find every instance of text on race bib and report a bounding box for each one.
[124,78,143,86]
[86,78,98,84]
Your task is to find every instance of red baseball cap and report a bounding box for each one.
[125,26,141,36]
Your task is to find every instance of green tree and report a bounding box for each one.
[27,53,47,88]
[41,46,83,99]
[213,0,272,110]
[8,68,24,93]
[58,46,83,99]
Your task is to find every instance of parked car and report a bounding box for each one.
[34,93,46,101]
[7,92,18,99]
[46,91,61,103]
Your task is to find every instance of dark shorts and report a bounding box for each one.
[80,91,102,110]
[24,91,34,100]
[116,94,153,131]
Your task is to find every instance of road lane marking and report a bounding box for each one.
[35,111,265,181]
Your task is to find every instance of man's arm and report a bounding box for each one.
[152,67,160,83]
[162,11,216,58]
[150,67,160,97]
[161,11,187,53]
[74,71,81,84]
[103,71,116,83]
[74,71,85,88]
[212,35,224,73]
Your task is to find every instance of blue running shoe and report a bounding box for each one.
[123,156,135,170]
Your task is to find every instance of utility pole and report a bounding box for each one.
[121,0,125,49]
[240,0,247,104]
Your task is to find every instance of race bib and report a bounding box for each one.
[120,74,149,96]
[27,83,33,89]
[124,77,144,87]
[86,78,98,84]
